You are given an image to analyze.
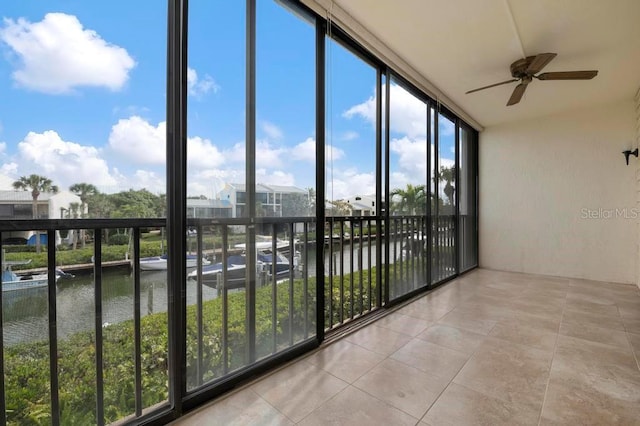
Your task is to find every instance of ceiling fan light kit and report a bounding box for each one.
[466,52,598,106]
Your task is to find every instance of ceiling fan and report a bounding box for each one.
[466,53,598,106]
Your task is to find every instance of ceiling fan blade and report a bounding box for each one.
[466,78,518,94]
[526,53,557,74]
[506,83,528,106]
[536,70,598,80]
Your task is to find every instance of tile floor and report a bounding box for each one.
[172,269,640,425]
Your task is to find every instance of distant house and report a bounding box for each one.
[219,183,310,218]
[0,190,82,220]
[186,198,233,218]
[344,194,378,216]
[0,189,82,244]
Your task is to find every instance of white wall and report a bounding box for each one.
[479,100,637,284]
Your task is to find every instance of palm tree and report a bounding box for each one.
[70,183,98,248]
[439,166,455,211]
[13,174,59,253]
[390,184,426,215]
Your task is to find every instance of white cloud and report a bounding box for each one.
[390,136,428,183]
[260,121,283,140]
[326,167,376,200]
[187,67,219,97]
[108,116,166,165]
[0,142,6,154]
[292,137,344,163]
[187,136,224,169]
[225,140,286,168]
[17,130,118,188]
[344,84,428,138]
[0,13,135,94]
[256,169,295,186]
[341,131,359,141]
[132,170,165,194]
[0,162,18,176]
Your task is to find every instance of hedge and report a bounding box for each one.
[4,255,428,425]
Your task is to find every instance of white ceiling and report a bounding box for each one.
[333,0,640,127]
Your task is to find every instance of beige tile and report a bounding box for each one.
[353,358,450,419]
[305,339,385,383]
[628,332,640,365]
[417,324,486,355]
[251,360,348,423]
[565,290,616,306]
[513,293,566,309]
[390,338,470,381]
[552,335,640,387]
[453,338,552,410]
[623,316,640,334]
[506,300,563,319]
[175,389,293,426]
[424,383,541,426]
[562,309,625,331]
[618,304,640,320]
[489,322,557,352]
[298,386,417,426]
[499,310,561,333]
[399,303,454,322]
[437,309,498,335]
[564,298,621,317]
[345,324,413,356]
[559,321,630,349]
[375,311,432,336]
[541,370,640,425]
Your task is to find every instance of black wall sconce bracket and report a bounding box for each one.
[622,148,638,165]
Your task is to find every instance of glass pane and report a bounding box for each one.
[434,113,456,282]
[0,1,167,423]
[186,0,248,390]
[458,126,478,271]
[388,79,428,299]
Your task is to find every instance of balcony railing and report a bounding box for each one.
[0,214,460,425]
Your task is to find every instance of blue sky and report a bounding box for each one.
[0,1,455,201]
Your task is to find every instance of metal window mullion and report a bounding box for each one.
[315,17,326,343]
[455,121,460,276]
[367,218,372,311]
[133,227,143,417]
[339,220,344,324]
[166,0,188,414]
[246,0,257,364]
[46,230,60,425]
[0,238,5,426]
[374,68,384,309]
[426,105,433,286]
[196,225,203,386]
[434,109,440,283]
[349,220,354,320]
[288,222,294,346]
[382,69,390,306]
[303,222,309,339]
[272,224,277,354]
[222,226,229,373]
[94,231,104,426]
[358,219,363,315]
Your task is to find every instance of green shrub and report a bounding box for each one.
[107,234,130,246]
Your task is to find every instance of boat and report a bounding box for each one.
[1,260,61,292]
[139,254,211,271]
[186,251,293,291]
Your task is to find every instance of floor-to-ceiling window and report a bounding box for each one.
[433,110,457,282]
[324,32,382,328]
[0,0,479,423]
[458,124,478,272]
[388,77,429,299]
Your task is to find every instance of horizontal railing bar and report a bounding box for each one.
[0,218,166,232]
